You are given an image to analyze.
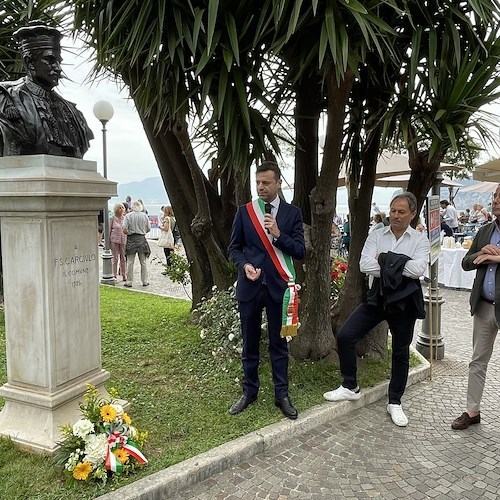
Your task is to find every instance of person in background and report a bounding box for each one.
[109,203,127,281]
[122,201,151,288]
[342,215,351,253]
[440,200,459,232]
[369,213,385,233]
[371,202,381,216]
[137,198,148,214]
[324,192,429,427]
[97,210,104,247]
[452,184,500,430]
[459,209,470,224]
[440,215,454,237]
[160,205,176,270]
[228,161,305,420]
[415,217,426,234]
[124,196,132,212]
[469,204,489,224]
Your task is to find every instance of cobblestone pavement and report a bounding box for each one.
[98,240,192,300]
[175,287,500,500]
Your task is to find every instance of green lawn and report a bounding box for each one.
[0,286,395,499]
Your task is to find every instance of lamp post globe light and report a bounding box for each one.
[93,100,115,285]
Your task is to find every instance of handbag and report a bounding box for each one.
[157,217,175,248]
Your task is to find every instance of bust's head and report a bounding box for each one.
[14,25,63,91]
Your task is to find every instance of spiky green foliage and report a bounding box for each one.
[0,0,70,79]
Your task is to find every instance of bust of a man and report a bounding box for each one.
[0,25,93,158]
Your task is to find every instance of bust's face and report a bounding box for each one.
[28,48,62,90]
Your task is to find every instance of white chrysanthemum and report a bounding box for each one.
[72,418,95,438]
[128,425,137,438]
[110,403,124,416]
[84,433,108,465]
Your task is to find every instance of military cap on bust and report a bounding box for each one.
[13,25,62,58]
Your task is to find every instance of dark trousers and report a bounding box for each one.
[163,247,173,266]
[239,285,289,400]
[337,302,417,404]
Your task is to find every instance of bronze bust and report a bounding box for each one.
[0,25,93,158]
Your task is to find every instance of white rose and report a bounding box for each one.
[72,418,94,439]
[84,433,108,465]
[110,403,124,416]
[200,329,206,339]
[228,333,235,341]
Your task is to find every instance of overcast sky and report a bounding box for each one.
[56,38,500,189]
[58,42,159,185]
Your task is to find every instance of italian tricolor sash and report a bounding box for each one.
[246,199,300,338]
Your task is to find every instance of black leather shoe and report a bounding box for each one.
[275,396,298,420]
[229,395,257,415]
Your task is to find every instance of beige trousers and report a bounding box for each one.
[467,300,498,412]
[125,252,148,286]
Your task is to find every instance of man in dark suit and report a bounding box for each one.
[452,183,500,430]
[228,161,305,419]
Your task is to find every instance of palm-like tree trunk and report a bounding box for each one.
[291,68,354,360]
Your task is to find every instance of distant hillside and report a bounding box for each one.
[111,177,168,204]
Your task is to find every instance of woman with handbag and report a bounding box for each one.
[110,203,127,281]
[158,205,176,267]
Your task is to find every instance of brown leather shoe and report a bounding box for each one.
[451,412,480,430]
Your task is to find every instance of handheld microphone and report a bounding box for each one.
[265,203,272,234]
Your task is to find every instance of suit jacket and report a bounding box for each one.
[229,200,305,303]
[367,251,425,318]
[462,222,500,322]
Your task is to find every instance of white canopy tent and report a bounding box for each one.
[472,159,500,182]
[374,174,463,189]
[337,152,460,188]
[459,181,499,193]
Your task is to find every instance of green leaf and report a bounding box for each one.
[233,69,251,133]
[434,109,447,121]
[285,0,304,42]
[192,8,205,55]
[339,0,368,15]
[222,48,233,72]
[325,3,337,63]
[311,0,319,16]
[225,13,240,66]
[217,65,228,119]
[207,0,220,55]
[318,22,328,67]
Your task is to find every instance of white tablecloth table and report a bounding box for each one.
[437,247,476,290]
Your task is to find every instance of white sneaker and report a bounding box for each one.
[387,404,408,427]
[323,385,361,402]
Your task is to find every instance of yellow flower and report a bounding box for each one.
[122,413,132,425]
[113,447,130,464]
[100,404,118,422]
[73,461,92,480]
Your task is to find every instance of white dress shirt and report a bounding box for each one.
[360,225,430,280]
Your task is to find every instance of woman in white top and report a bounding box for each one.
[470,204,489,224]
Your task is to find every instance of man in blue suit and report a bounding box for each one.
[228,161,305,419]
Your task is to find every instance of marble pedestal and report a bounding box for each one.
[0,155,117,453]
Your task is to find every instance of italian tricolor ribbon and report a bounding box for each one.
[104,423,148,473]
[246,199,300,338]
